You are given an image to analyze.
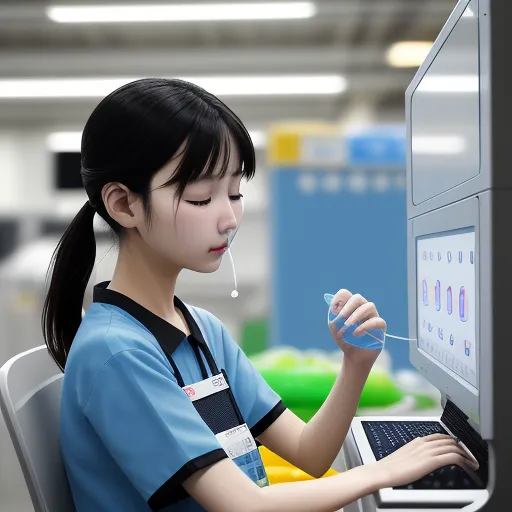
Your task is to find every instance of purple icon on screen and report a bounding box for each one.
[459,286,468,322]
[422,279,428,306]
[447,286,453,315]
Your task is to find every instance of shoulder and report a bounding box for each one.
[63,302,169,406]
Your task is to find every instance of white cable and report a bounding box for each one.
[226,247,238,298]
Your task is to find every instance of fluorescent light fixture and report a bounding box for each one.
[0,75,346,99]
[46,2,316,23]
[416,74,478,93]
[386,41,433,68]
[47,130,267,152]
[412,135,466,155]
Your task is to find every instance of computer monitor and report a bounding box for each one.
[405,0,492,438]
[416,228,477,389]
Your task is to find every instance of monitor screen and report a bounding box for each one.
[410,0,480,205]
[416,228,476,388]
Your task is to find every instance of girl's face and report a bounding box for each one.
[135,146,244,275]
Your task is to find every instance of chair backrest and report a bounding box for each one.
[0,345,76,512]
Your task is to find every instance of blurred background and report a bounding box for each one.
[0,0,462,508]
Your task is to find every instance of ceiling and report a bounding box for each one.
[0,0,458,131]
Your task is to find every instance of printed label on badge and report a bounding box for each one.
[182,373,229,402]
[215,424,257,458]
[216,424,270,487]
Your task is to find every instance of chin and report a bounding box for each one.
[188,258,223,274]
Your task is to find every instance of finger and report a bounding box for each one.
[420,433,454,442]
[353,316,387,336]
[434,452,479,471]
[339,293,367,320]
[345,302,377,327]
[330,289,352,316]
[428,443,479,468]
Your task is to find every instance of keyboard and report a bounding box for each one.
[361,421,482,490]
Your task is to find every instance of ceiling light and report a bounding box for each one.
[46,2,316,23]
[412,135,466,155]
[47,130,267,152]
[0,75,346,99]
[386,41,433,68]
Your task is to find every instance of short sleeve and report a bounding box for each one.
[82,348,227,510]
[220,325,286,438]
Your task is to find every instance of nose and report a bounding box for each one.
[218,202,239,235]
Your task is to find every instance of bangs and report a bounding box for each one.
[160,105,256,200]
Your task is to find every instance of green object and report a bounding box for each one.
[241,318,268,356]
[252,348,405,420]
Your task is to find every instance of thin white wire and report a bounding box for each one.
[226,247,238,298]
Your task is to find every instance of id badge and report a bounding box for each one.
[183,373,269,487]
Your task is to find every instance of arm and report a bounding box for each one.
[184,456,383,512]
[257,358,371,478]
[257,290,383,477]
[184,432,479,512]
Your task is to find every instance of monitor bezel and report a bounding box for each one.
[407,197,481,430]
[404,0,494,219]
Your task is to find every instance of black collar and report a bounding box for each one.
[93,281,207,357]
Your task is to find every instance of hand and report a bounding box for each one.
[370,434,480,489]
[328,289,386,366]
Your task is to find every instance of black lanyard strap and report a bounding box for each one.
[162,335,220,388]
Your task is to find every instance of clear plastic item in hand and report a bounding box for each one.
[324,293,417,351]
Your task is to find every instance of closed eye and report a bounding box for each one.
[186,198,211,206]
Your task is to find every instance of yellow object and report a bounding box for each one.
[259,446,338,484]
[267,122,343,166]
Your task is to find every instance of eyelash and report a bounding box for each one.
[186,194,243,207]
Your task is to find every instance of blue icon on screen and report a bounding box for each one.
[470,251,474,264]
[447,251,452,263]
[459,251,463,263]
[450,334,454,346]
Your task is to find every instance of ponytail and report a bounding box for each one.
[42,201,96,371]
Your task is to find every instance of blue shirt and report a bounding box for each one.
[60,281,285,511]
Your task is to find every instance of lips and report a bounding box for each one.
[210,242,228,252]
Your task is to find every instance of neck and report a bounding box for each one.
[108,235,182,323]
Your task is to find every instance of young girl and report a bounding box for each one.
[42,78,477,512]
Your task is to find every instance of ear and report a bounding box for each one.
[101,182,141,229]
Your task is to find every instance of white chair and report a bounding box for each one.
[0,345,75,512]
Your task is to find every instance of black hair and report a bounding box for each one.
[42,78,256,371]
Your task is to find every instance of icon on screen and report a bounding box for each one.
[438,252,441,261]
[423,319,426,329]
[459,286,468,322]
[447,251,452,263]
[430,252,434,261]
[450,334,455,346]
[422,279,428,306]
[447,286,453,315]
[423,251,427,260]
[459,251,463,263]
[435,280,441,311]
[438,327,443,340]
[465,340,471,357]
[470,251,474,264]
[428,322,433,332]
